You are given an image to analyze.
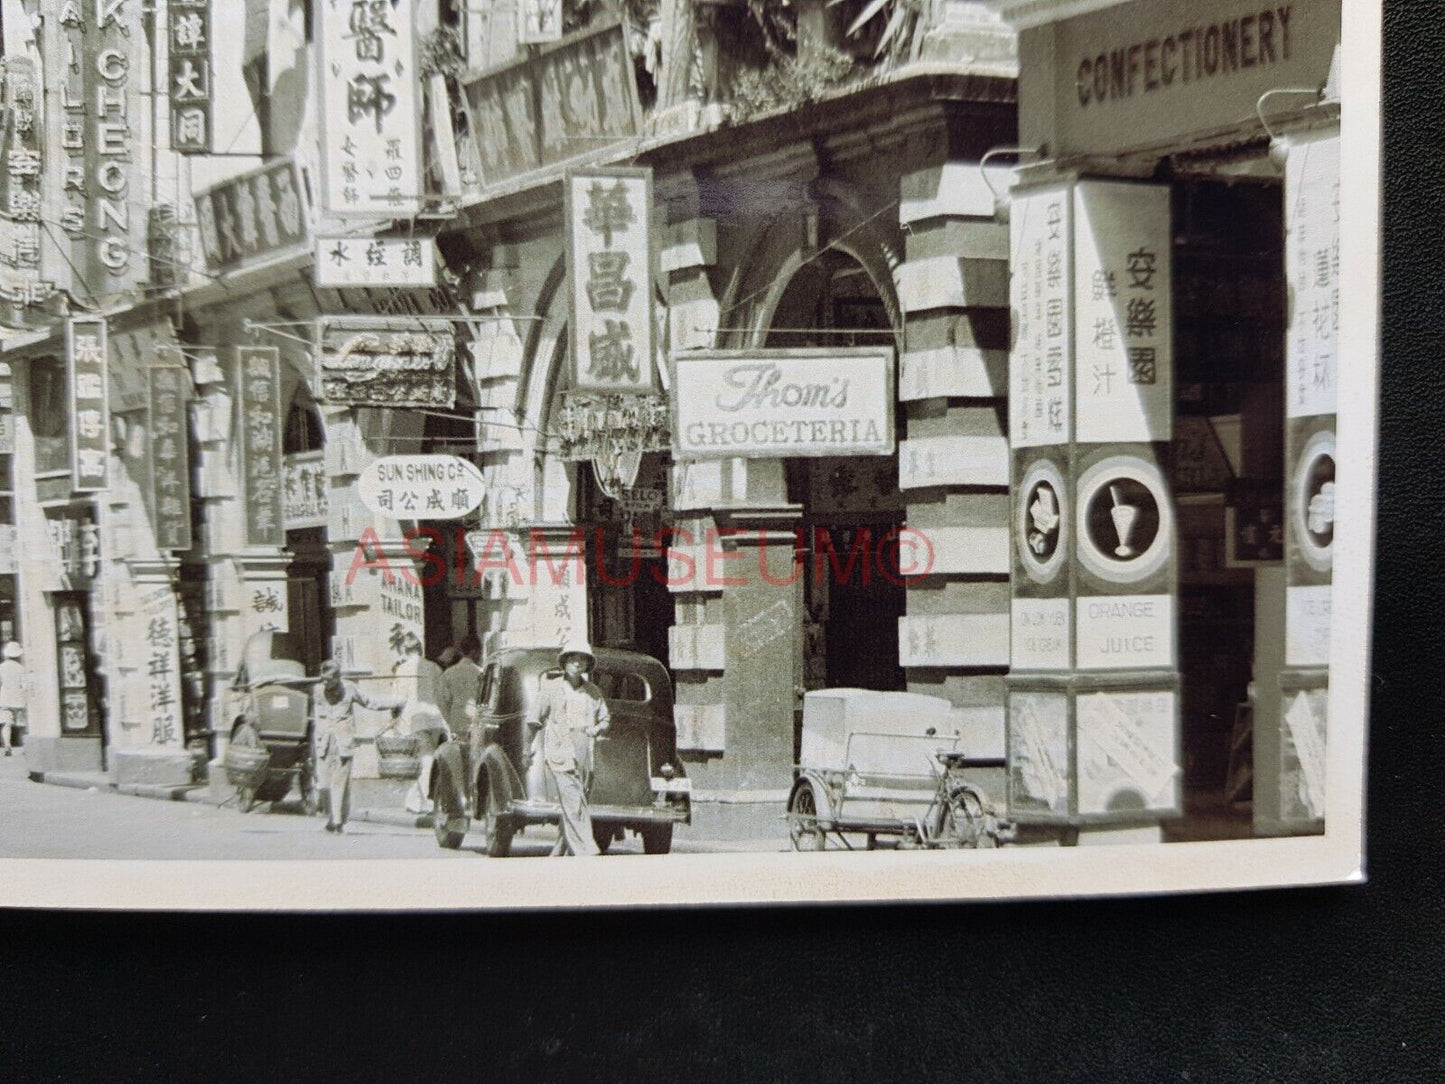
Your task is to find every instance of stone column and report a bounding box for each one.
[1256,126,1339,836]
[896,162,1014,801]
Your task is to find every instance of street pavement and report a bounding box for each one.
[0,754,785,859]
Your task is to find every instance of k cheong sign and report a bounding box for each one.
[672,349,895,460]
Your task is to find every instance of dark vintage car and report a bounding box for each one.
[224,631,318,814]
[429,646,691,855]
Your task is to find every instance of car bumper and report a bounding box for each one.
[508,799,691,827]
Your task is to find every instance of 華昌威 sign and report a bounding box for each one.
[314,236,437,288]
[67,317,109,492]
[236,346,283,547]
[168,0,213,153]
[566,168,655,394]
[148,366,192,551]
[194,159,308,273]
[315,316,456,407]
[318,0,422,216]
[673,349,895,460]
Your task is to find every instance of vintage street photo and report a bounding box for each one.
[0,0,1376,908]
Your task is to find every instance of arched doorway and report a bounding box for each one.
[765,248,906,692]
[281,388,332,674]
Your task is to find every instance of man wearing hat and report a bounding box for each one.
[0,642,25,756]
[530,642,610,856]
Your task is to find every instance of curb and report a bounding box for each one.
[350,808,434,830]
[30,769,210,804]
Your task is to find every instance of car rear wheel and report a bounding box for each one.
[474,772,514,858]
[640,823,673,855]
[591,823,614,854]
[787,782,827,851]
[431,762,468,850]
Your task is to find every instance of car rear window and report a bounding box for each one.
[593,670,650,703]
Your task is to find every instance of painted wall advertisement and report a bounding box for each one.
[1008,692,1070,815]
[566,168,655,395]
[66,317,109,492]
[236,346,283,547]
[1075,689,1179,815]
[673,349,895,459]
[148,366,192,551]
[1009,187,1072,448]
[315,316,456,407]
[194,159,308,274]
[319,0,422,216]
[168,0,213,153]
[1073,181,1172,444]
[314,236,437,288]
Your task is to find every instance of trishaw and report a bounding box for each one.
[786,689,1013,850]
[221,631,319,814]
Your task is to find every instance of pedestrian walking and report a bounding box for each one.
[314,659,404,834]
[530,642,610,856]
[436,634,483,737]
[392,632,447,814]
[0,642,25,756]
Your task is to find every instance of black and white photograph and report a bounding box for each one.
[0,0,1377,909]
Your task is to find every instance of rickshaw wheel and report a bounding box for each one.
[787,782,827,851]
[300,767,320,817]
[230,722,263,814]
[431,762,467,849]
[474,772,513,858]
[934,787,996,849]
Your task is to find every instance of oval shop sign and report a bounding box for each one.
[358,455,486,519]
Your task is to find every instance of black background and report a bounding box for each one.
[2,4,1442,1079]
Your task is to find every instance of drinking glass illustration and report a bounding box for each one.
[1109,484,1138,558]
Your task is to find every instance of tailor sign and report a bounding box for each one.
[673,349,894,459]
[358,455,486,519]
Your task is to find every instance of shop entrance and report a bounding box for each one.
[1170,173,1285,822]
[768,249,905,694]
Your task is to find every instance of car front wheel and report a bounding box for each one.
[474,771,514,858]
[640,823,673,855]
[431,761,468,850]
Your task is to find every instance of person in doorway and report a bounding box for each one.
[392,631,447,814]
[437,634,483,737]
[529,643,610,856]
[314,659,404,834]
[0,642,26,756]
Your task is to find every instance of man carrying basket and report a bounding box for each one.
[315,659,404,834]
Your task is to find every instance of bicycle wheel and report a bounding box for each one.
[932,786,999,849]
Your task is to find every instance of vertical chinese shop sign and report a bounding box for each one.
[565,168,655,394]
[319,0,422,216]
[148,366,192,551]
[67,317,109,492]
[237,346,283,547]
[168,0,213,153]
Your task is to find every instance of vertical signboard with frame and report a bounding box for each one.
[66,317,108,493]
[168,0,213,153]
[148,365,192,551]
[236,346,283,547]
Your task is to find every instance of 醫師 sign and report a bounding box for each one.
[358,455,486,519]
[673,349,895,460]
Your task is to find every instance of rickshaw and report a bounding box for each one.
[786,688,1013,850]
[222,631,319,814]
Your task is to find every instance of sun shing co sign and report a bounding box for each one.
[673,349,895,460]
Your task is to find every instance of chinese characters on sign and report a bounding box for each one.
[314,236,437,287]
[463,20,643,188]
[283,452,329,530]
[315,316,457,407]
[67,317,109,492]
[1009,188,1072,448]
[194,159,308,273]
[168,0,213,153]
[148,367,192,551]
[1286,134,1339,419]
[0,361,12,454]
[319,0,422,216]
[1072,181,1173,443]
[0,58,43,283]
[566,168,654,394]
[236,346,283,547]
[357,455,486,520]
[140,586,184,748]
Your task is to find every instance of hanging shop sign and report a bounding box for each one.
[1048,0,1340,158]
[168,0,213,153]
[566,167,655,394]
[0,57,43,284]
[314,236,438,288]
[556,394,670,461]
[462,18,644,188]
[48,516,100,585]
[67,317,109,493]
[318,0,422,216]
[283,452,329,530]
[315,316,457,407]
[55,0,147,294]
[194,158,308,274]
[148,366,192,552]
[357,455,486,519]
[1073,181,1172,444]
[673,349,895,460]
[1285,133,1340,420]
[519,0,565,44]
[236,346,283,547]
[1009,188,1072,448]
